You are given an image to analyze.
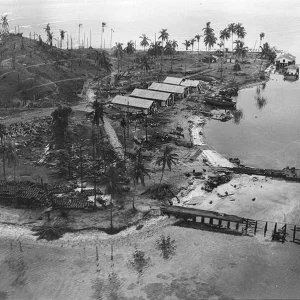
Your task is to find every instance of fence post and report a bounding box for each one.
[264,222,268,237]
[236,222,239,231]
[245,219,249,231]
[293,225,296,242]
[254,221,258,235]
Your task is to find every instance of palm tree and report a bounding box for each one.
[170,40,178,71]
[227,23,237,52]
[234,40,248,63]
[190,38,196,52]
[129,149,150,209]
[139,34,150,52]
[139,55,150,80]
[148,41,162,60]
[104,165,122,229]
[236,23,246,40]
[87,99,104,126]
[59,29,66,48]
[195,34,203,60]
[44,24,54,47]
[259,32,265,50]
[1,15,9,34]
[113,42,124,74]
[51,105,73,149]
[182,40,191,75]
[202,22,214,51]
[124,40,135,55]
[94,50,112,74]
[204,24,217,66]
[158,29,169,72]
[220,28,230,52]
[155,146,178,191]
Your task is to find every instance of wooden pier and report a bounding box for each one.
[160,205,244,230]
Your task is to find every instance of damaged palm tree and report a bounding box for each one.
[32,217,66,241]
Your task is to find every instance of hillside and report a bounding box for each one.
[0,34,107,109]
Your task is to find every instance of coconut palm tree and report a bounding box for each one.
[195,34,203,60]
[139,34,150,52]
[234,40,248,63]
[87,99,104,126]
[1,15,9,34]
[139,55,150,81]
[236,23,246,40]
[202,22,214,51]
[158,29,169,72]
[104,165,122,229]
[155,146,178,191]
[148,41,162,60]
[220,28,230,52]
[124,40,136,55]
[259,32,265,49]
[227,23,237,52]
[204,32,217,66]
[59,29,66,48]
[95,50,113,74]
[182,40,191,74]
[113,42,124,74]
[190,38,196,52]
[129,149,150,209]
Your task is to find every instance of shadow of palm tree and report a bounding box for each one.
[231,109,244,124]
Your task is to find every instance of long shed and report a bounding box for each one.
[130,88,172,107]
[148,82,187,99]
[111,95,155,115]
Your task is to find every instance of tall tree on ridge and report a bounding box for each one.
[190,38,196,52]
[204,26,217,67]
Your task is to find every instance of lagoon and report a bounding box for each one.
[204,73,300,169]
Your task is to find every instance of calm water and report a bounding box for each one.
[205,73,300,169]
[1,0,300,57]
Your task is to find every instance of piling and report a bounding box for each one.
[264,222,268,237]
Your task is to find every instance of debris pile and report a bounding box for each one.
[203,173,232,192]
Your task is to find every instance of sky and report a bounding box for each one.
[1,0,300,59]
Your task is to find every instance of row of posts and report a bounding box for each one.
[182,215,299,243]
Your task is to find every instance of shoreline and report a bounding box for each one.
[0,64,275,246]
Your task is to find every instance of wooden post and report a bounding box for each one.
[201,216,205,223]
[264,222,268,237]
[218,219,222,227]
[236,222,239,231]
[245,219,249,231]
[227,220,230,229]
[254,221,258,235]
[293,225,296,242]
[193,216,196,223]
[209,218,213,225]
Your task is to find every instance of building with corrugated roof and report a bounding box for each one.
[130,88,172,107]
[148,82,187,100]
[111,95,156,115]
[163,77,183,85]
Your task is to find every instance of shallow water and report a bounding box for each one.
[2,222,300,300]
[205,73,300,169]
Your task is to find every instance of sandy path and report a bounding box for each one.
[103,116,124,160]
